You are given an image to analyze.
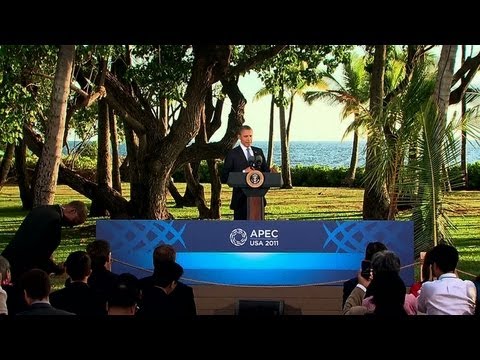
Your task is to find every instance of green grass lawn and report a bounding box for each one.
[1,183,479,287]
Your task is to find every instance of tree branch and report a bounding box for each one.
[31,71,88,97]
[451,52,480,87]
[104,71,147,135]
[227,45,287,78]
[449,52,480,104]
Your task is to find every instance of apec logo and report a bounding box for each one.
[229,228,279,247]
[230,228,248,246]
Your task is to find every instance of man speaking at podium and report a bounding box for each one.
[221,125,270,220]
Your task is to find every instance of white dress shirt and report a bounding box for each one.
[417,273,476,315]
[240,144,253,161]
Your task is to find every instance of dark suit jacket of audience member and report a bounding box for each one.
[220,145,269,211]
[140,276,197,316]
[137,285,178,317]
[16,302,74,316]
[87,266,119,307]
[49,282,107,315]
[3,284,28,315]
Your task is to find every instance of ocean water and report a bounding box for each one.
[254,141,480,167]
[71,140,480,168]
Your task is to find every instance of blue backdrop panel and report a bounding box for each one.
[96,220,414,286]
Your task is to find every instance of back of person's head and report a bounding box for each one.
[371,272,407,316]
[86,239,111,269]
[365,242,388,261]
[371,250,401,274]
[108,273,140,308]
[21,269,51,300]
[65,251,91,281]
[0,255,10,284]
[153,244,176,268]
[65,200,88,224]
[429,243,458,273]
[153,261,184,288]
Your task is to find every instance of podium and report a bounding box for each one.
[227,171,282,220]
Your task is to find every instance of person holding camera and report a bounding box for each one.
[342,241,387,306]
[343,250,409,316]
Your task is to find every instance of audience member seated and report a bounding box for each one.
[366,272,408,316]
[343,250,413,316]
[361,250,417,315]
[0,269,6,315]
[342,242,387,306]
[474,275,480,316]
[0,255,27,315]
[16,269,74,316]
[409,250,433,297]
[107,273,141,316]
[137,261,184,316]
[140,244,196,316]
[50,251,106,315]
[417,243,476,315]
[85,239,118,307]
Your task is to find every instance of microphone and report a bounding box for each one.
[248,155,255,168]
[254,154,263,169]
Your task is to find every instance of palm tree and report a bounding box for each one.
[364,45,480,255]
[304,53,369,186]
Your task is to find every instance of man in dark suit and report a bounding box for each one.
[85,239,118,307]
[140,244,196,316]
[1,201,88,283]
[16,269,74,316]
[221,125,270,220]
[49,251,106,315]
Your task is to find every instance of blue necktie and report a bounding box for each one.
[246,147,253,160]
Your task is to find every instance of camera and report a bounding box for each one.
[361,260,371,280]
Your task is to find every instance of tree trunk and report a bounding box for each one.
[33,45,75,207]
[267,95,275,168]
[279,86,292,189]
[109,105,122,193]
[167,179,184,207]
[137,45,225,219]
[123,122,143,215]
[14,140,33,210]
[119,155,129,182]
[286,94,294,144]
[207,159,221,219]
[461,45,468,189]
[343,126,359,187]
[182,162,199,207]
[362,45,390,220]
[0,143,15,189]
[90,98,112,216]
[159,96,169,135]
[434,46,457,195]
[184,163,210,218]
[184,105,209,208]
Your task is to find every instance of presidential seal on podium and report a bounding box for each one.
[245,169,265,188]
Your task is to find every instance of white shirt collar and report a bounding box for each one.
[438,272,458,280]
[239,143,250,152]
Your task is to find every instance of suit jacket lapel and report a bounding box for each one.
[236,146,248,168]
